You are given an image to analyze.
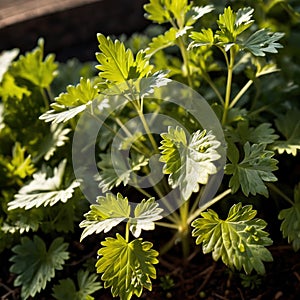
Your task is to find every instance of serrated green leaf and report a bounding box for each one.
[34,123,71,161]
[8,159,80,210]
[96,34,152,83]
[241,29,284,56]
[52,270,102,300]
[189,28,215,49]
[96,234,158,300]
[278,184,300,251]
[7,142,36,179]
[145,28,177,57]
[225,142,278,197]
[272,109,300,156]
[192,203,273,274]
[144,0,172,24]
[80,193,130,241]
[96,153,149,193]
[185,5,214,26]
[216,7,254,44]
[160,126,221,200]
[0,48,19,82]
[39,77,98,123]
[10,236,69,300]
[129,198,163,238]
[11,38,58,88]
[0,72,31,101]
[228,121,279,145]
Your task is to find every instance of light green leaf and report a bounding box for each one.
[145,28,177,57]
[241,29,284,56]
[189,28,215,49]
[129,198,163,238]
[278,184,300,251]
[8,159,80,210]
[80,193,130,241]
[97,153,149,193]
[10,236,69,300]
[11,38,58,88]
[144,0,172,24]
[0,48,19,82]
[0,72,31,101]
[96,234,159,300]
[225,142,278,197]
[185,5,214,26]
[7,142,36,179]
[39,77,98,123]
[192,203,273,275]
[52,270,102,300]
[228,121,278,145]
[96,34,152,83]
[160,126,221,200]
[272,109,300,156]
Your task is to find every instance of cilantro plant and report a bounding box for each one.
[0,0,299,299]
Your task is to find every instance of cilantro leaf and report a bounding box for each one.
[10,236,69,300]
[129,198,163,238]
[96,34,152,83]
[96,234,158,300]
[39,77,98,123]
[6,142,36,179]
[225,142,278,197]
[160,126,221,200]
[80,193,130,241]
[11,38,58,88]
[96,153,149,193]
[143,0,172,24]
[272,109,300,156]
[8,159,80,210]
[52,270,102,300]
[278,184,300,251]
[241,29,284,56]
[228,121,279,145]
[192,203,273,274]
[189,28,215,49]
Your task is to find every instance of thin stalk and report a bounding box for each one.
[179,200,190,258]
[187,189,232,224]
[229,79,253,109]
[178,37,193,88]
[267,183,294,205]
[125,222,130,242]
[155,222,180,230]
[202,73,225,105]
[222,48,235,125]
[40,88,49,109]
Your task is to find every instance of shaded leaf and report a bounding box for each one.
[10,236,69,300]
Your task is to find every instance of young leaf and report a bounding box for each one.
[225,142,278,197]
[11,38,58,88]
[96,234,159,300]
[143,0,172,24]
[96,153,149,193]
[39,77,98,123]
[278,184,300,251]
[160,126,221,200]
[129,198,163,238]
[241,29,284,57]
[145,28,177,57]
[96,34,152,83]
[185,5,214,26]
[272,109,300,156]
[8,159,80,210]
[52,270,102,300]
[10,236,69,300]
[192,203,273,275]
[6,142,36,179]
[189,28,215,49]
[79,193,130,241]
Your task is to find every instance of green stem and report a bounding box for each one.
[222,49,235,125]
[178,37,193,88]
[179,200,190,258]
[155,222,179,230]
[267,183,294,205]
[125,222,130,242]
[229,79,253,109]
[187,189,232,224]
[203,73,225,105]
